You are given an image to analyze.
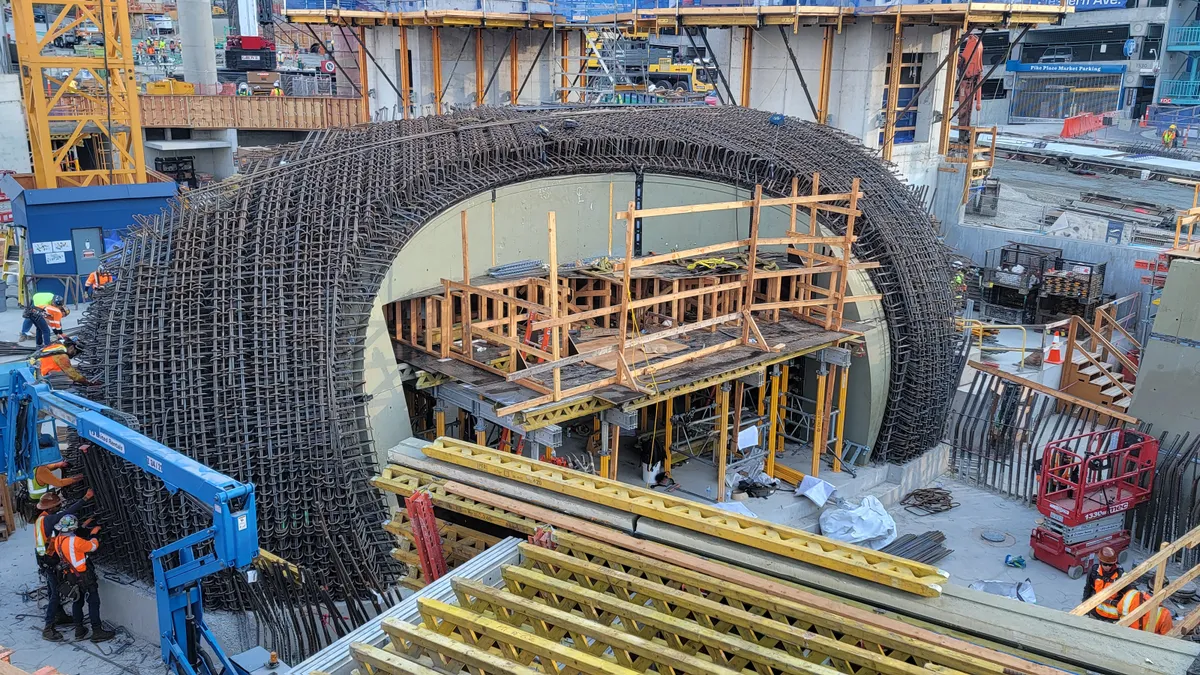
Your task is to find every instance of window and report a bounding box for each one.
[1147,0,1168,7]
[879,52,924,145]
[1143,24,1163,60]
[982,32,1011,67]
[982,78,1007,100]
[1019,25,1132,63]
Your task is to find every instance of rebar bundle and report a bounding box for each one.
[75,106,954,603]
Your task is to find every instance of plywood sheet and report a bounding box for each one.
[576,335,688,371]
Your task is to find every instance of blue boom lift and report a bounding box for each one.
[1,364,262,675]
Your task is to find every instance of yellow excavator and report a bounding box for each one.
[584,30,716,95]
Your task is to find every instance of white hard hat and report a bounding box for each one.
[273,80,281,87]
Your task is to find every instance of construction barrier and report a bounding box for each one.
[1060,112,1106,139]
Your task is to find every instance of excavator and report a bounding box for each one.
[1,363,266,675]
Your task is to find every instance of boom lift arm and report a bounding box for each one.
[1,365,259,675]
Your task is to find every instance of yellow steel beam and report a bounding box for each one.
[550,533,1016,674]
[453,578,748,675]
[376,620,544,675]
[416,598,636,675]
[506,552,937,675]
[421,438,948,596]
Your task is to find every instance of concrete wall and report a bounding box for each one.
[1128,258,1200,439]
[365,173,890,459]
[944,221,1160,301]
[0,74,31,174]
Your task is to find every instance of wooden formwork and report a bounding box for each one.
[138,95,365,130]
[390,177,880,420]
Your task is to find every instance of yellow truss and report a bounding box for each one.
[421,438,948,597]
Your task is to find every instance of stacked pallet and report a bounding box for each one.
[1042,269,1100,299]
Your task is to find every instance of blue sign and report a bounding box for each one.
[1007,60,1127,74]
[1123,38,1137,57]
[1068,0,1128,10]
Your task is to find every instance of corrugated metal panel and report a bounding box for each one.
[287,537,521,675]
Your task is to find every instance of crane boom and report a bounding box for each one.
[1,364,260,675]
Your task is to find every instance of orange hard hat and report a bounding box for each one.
[1099,546,1118,565]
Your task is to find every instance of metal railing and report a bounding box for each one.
[1169,26,1200,49]
[1159,80,1200,104]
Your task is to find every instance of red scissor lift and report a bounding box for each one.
[1030,428,1158,578]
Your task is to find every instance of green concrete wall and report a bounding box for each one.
[364,173,890,469]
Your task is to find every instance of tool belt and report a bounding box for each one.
[57,564,96,603]
[36,552,59,573]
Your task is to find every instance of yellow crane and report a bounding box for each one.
[11,0,147,188]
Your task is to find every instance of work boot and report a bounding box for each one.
[16,333,30,343]
[54,612,74,626]
[89,627,116,643]
[75,625,87,640]
[41,627,63,642]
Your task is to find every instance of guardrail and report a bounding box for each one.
[1169,26,1200,49]
[1159,80,1200,105]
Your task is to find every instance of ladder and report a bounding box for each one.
[551,0,626,105]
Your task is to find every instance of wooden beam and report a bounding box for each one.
[475,27,485,105]
[817,26,834,124]
[509,31,519,105]
[882,15,903,162]
[548,211,561,400]
[432,26,443,115]
[939,25,960,156]
[716,383,730,501]
[399,26,411,119]
[740,26,753,106]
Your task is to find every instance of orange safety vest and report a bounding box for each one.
[34,513,53,556]
[86,270,112,289]
[44,305,64,331]
[54,533,98,574]
[1118,590,1174,634]
[31,344,68,377]
[1089,568,1121,620]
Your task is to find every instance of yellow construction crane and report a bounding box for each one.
[11,0,147,188]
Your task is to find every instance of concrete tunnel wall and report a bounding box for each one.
[362,173,889,467]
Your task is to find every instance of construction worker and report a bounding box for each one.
[85,266,113,297]
[53,514,115,642]
[43,295,69,338]
[29,337,99,386]
[27,457,83,506]
[35,488,94,641]
[1081,546,1123,622]
[270,80,284,97]
[1163,124,1178,149]
[1118,587,1175,635]
[237,82,252,97]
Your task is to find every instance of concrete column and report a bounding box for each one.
[0,74,32,173]
[365,25,400,121]
[178,0,218,87]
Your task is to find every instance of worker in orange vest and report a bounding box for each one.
[85,267,112,296]
[1118,588,1175,635]
[270,80,284,97]
[53,514,115,642]
[35,488,94,642]
[1081,546,1123,621]
[42,295,69,338]
[28,337,98,385]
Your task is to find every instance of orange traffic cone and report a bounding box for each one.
[1046,332,1064,365]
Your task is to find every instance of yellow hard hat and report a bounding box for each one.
[1171,124,1178,129]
